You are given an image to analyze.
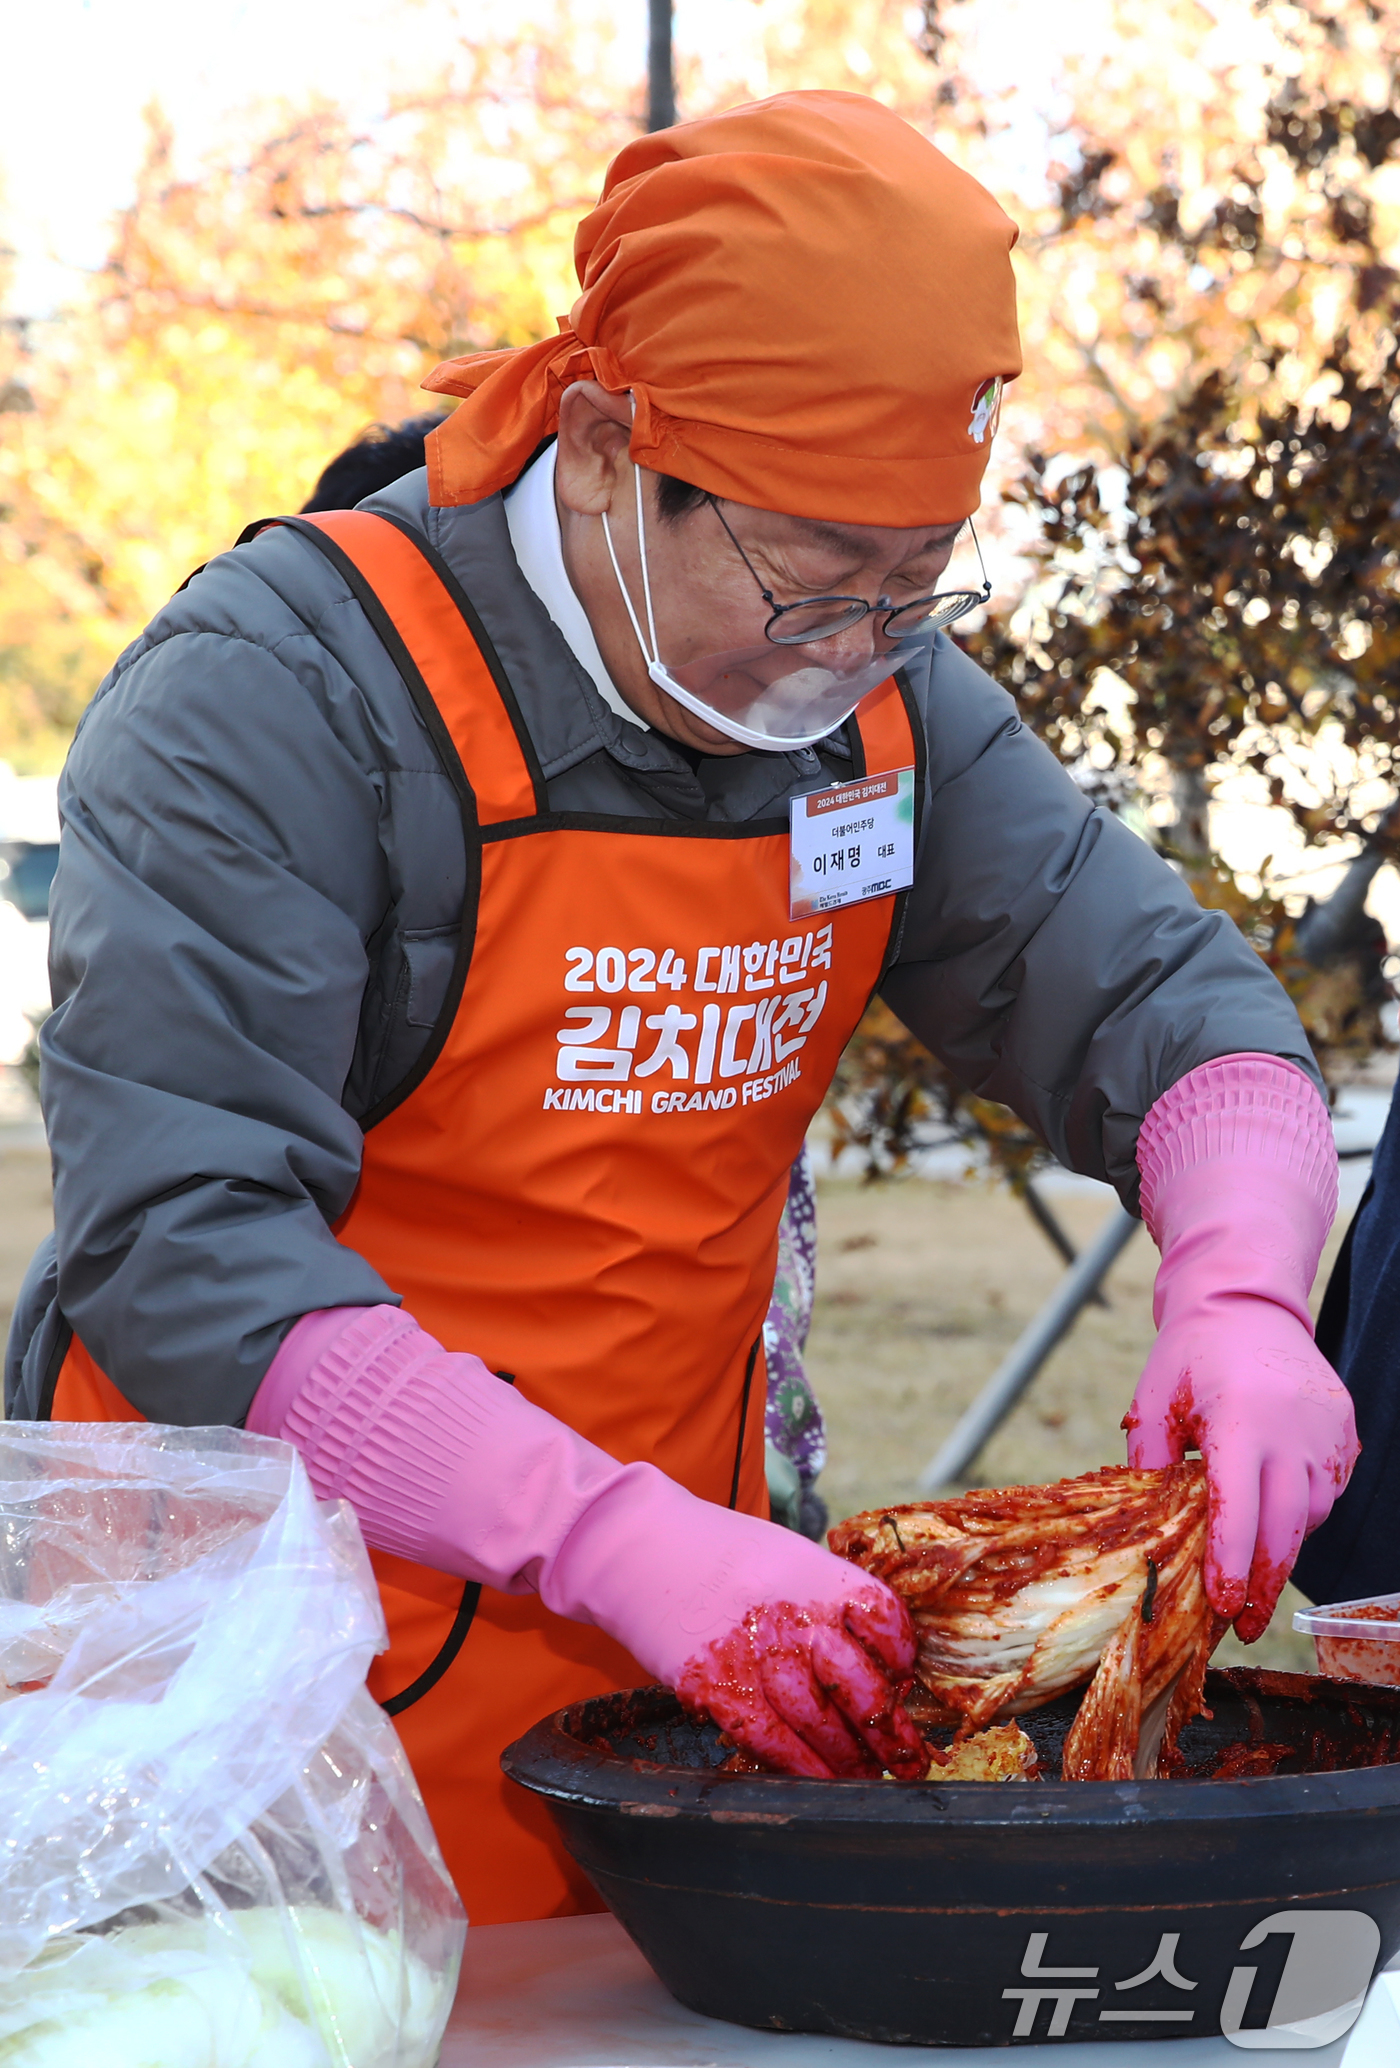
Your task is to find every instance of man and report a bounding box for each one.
[7,91,1355,1922]
[304,408,831,1536]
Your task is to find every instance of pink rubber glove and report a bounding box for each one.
[250,1305,926,1780]
[1126,1053,1358,1642]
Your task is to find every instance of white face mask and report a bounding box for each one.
[600,458,920,752]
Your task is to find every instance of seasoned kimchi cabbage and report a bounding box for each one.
[830,1463,1222,1780]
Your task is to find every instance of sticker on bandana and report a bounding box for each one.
[968,375,1004,445]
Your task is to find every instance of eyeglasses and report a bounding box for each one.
[706,498,992,647]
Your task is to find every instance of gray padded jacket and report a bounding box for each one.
[5,468,1319,1424]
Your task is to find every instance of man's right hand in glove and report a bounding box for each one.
[249,1304,926,1781]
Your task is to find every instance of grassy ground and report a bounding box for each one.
[0,1146,49,1373]
[807,1173,1352,1674]
[0,1143,1341,1670]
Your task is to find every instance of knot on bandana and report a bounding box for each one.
[425,89,1022,526]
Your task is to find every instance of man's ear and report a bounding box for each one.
[555,380,633,516]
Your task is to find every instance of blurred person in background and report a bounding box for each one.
[1294,1102,1398,1609]
[8,91,1353,1921]
[1289,835,1400,1610]
[299,413,446,514]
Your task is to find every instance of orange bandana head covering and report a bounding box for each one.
[423,89,1021,526]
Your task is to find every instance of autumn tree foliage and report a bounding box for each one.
[841,0,1400,1165]
[0,0,946,768]
[954,0,1400,1108]
[959,0,1400,836]
[0,6,643,766]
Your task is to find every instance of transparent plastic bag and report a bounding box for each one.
[0,1423,465,2067]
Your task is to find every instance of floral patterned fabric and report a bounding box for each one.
[763,1145,826,1488]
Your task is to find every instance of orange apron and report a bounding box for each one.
[47,509,923,1922]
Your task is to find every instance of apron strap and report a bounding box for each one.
[267,510,546,825]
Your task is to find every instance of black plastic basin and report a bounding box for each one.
[502,1669,1400,2048]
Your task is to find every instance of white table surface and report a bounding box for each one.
[441,1911,1400,2067]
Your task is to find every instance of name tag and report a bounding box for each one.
[789,767,916,919]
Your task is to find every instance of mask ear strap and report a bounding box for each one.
[633,437,662,662]
[600,392,662,668]
[601,508,655,666]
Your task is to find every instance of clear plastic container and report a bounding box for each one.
[1293,1592,1400,1686]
